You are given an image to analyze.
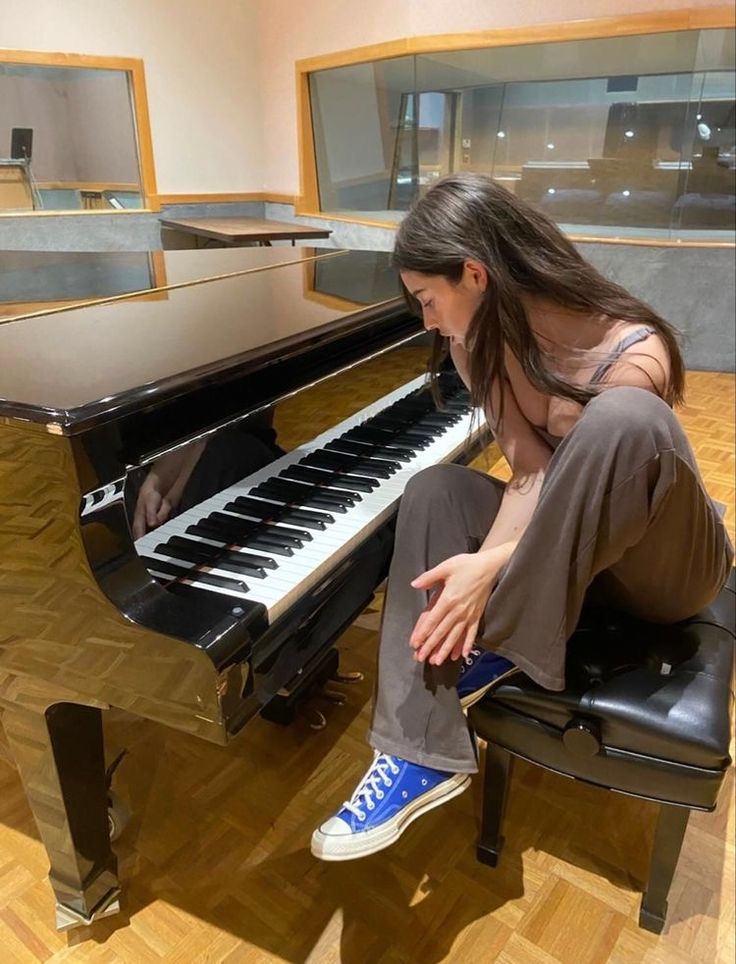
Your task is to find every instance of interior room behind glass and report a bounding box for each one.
[0,61,143,213]
[309,27,736,240]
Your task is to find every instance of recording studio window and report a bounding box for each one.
[0,56,150,215]
[307,27,735,242]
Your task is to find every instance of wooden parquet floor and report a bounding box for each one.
[0,362,733,964]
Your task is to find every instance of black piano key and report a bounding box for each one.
[233,534,294,556]
[252,480,352,513]
[270,477,359,507]
[408,413,456,429]
[185,571,249,593]
[280,464,377,493]
[164,529,294,562]
[177,534,274,575]
[389,394,435,410]
[150,544,249,592]
[251,482,352,515]
[156,538,217,566]
[143,550,267,581]
[226,496,332,530]
[389,395,443,412]
[301,451,396,479]
[357,416,436,445]
[205,511,310,545]
[274,468,365,501]
[202,512,303,556]
[214,557,268,579]
[366,416,441,440]
[386,402,461,425]
[418,417,459,431]
[140,555,193,579]
[345,425,431,450]
[361,412,437,434]
[299,449,396,480]
[183,528,279,569]
[326,438,416,462]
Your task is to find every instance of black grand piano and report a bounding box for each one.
[0,247,485,930]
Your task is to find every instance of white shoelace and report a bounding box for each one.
[342,753,401,821]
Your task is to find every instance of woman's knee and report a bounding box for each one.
[581,386,676,443]
[402,463,471,507]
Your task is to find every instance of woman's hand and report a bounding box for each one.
[409,544,514,666]
[131,441,208,540]
[132,474,174,539]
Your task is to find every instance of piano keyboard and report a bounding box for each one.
[135,375,484,624]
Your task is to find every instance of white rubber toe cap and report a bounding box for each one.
[315,815,353,838]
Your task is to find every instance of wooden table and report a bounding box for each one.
[159,216,332,247]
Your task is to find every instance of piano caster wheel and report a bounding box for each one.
[331,670,364,685]
[301,706,328,731]
[107,792,130,842]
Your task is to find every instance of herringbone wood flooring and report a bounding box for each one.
[0,363,733,963]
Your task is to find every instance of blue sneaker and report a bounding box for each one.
[310,752,470,861]
[457,647,518,709]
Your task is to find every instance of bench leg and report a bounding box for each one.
[476,741,513,867]
[639,802,690,934]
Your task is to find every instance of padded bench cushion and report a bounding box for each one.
[470,573,734,807]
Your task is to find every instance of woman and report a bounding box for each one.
[310,173,733,862]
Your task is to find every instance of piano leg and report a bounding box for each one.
[1,684,120,931]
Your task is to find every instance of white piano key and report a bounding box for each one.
[135,375,484,622]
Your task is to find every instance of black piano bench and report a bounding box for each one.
[468,568,735,935]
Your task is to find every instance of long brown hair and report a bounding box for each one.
[392,173,685,423]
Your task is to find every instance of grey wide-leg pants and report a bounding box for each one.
[368,387,734,773]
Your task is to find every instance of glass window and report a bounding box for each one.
[0,60,146,214]
[310,56,415,214]
[308,28,735,241]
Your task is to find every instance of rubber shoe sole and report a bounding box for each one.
[310,772,471,861]
[459,665,521,710]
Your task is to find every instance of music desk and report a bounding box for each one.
[160,216,332,248]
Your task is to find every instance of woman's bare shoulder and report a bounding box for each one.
[603,327,671,396]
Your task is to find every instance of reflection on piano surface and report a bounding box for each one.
[0,245,343,322]
[0,249,487,930]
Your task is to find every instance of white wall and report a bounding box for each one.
[0,0,263,194]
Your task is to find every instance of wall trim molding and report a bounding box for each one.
[156,192,298,206]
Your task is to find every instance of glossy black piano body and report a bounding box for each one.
[0,248,482,930]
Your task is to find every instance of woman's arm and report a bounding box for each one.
[410,346,553,665]
[452,341,552,560]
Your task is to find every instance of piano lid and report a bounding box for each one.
[0,249,405,432]
[0,246,336,322]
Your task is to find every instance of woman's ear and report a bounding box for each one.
[463,260,488,293]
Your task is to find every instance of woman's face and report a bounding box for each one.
[400,261,487,347]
